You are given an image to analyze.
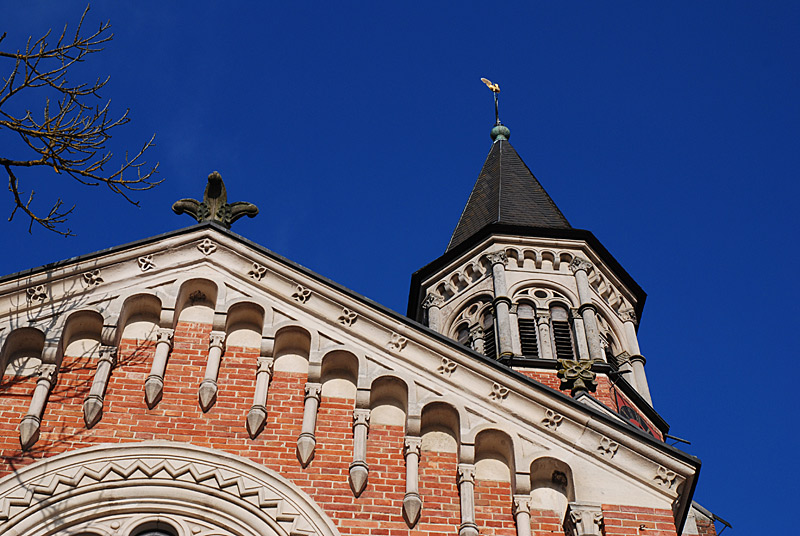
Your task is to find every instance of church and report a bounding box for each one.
[0,115,722,535]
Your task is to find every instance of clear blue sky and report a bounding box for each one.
[3,2,799,533]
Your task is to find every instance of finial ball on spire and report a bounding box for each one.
[491,124,510,141]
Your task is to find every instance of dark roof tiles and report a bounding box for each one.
[447,139,571,251]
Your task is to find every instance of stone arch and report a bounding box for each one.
[473,428,516,485]
[508,281,579,308]
[445,293,494,337]
[60,309,104,360]
[318,349,359,400]
[118,293,163,342]
[225,302,265,349]
[271,324,312,374]
[369,374,408,428]
[0,327,45,378]
[173,278,219,325]
[529,456,575,522]
[419,400,462,454]
[0,441,341,536]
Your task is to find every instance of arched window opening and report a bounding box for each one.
[456,323,470,346]
[517,303,539,358]
[481,310,496,359]
[550,305,574,360]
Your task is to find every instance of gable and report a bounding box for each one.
[0,223,699,531]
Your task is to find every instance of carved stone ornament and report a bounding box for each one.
[387,332,408,352]
[489,382,510,401]
[82,269,103,287]
[437,357,458,377]
[620,308,637,323]
[292,284,312,304]
[654,465,678,489]
[172,171,259,229]
[422,293,444,309]
[542,409,564,430]
[197,238,217,255]
[0,443,341,536]
[247,262,267,281]
[137,254,155,272]
[557,359,598,395]
[337,307,358,327]
[487,251,508,266]
[597,436,619,458]
[565,503,604,536]
[569,256,593,274]
[25,285,47,303]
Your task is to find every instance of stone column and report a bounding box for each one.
[537,314,554,359]
[571,310,590,360]
[246,357,274,438]
[509,304,522,356]
[297,382,322,466]
[19,364,57,450]
[457,463,479,536]
[488,251,514,358]
[144,328,174,408]
[470,326,486,355]
[83,346,117,428]
[570,258,604,362]
[198,330,226,411]
[565,503,604,536]
[349,408,371,496]
[621,308,652,404]
[513,496,532,536]
[423,294,444,332]
[403,436,423,526]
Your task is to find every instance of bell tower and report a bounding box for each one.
[408,119,656,417]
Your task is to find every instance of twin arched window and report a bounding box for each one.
[517,302,575,360]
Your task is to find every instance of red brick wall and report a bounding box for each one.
[603,505,678,536]
[515,368,618,409]
[696,516,718,536]
[0,321,686,536]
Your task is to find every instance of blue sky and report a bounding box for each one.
[3,2,799,533]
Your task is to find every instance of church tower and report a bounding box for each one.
[409,120,659,437]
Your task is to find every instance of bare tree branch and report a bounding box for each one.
[0,4,160,235]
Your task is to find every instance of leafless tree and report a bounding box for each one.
[0,5,160,236]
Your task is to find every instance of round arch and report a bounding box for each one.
[0,442,341,536]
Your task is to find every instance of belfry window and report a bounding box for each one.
[550,305,575,360]
[482,310,497,359]
[517,303,540,358]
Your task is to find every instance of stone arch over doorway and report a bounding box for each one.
[0,442,341,536]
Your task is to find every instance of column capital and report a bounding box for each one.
[457,463,476,484]
[304,382,322,401]
[487,251,508,266]
[512,495,532,515]
[536,313,551,325]
[569,257,593,274]
[404,436,422,457]
[98,346,118,366]
[422,293,444,309]
[155,328,174,346]
[565,503,604,536]
[353,408,371,428]
[209,330,226,349]
[36,363,58,383]
[628,353,646,364]
[256,357,274,375]
[620,307,637,323]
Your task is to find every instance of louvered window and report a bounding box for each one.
[517,303,540,358]
[482,311,497,359]
[550,305,575,360]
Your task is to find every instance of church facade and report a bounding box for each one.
[0,123,719,536]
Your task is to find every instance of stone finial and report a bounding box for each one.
[172,171,259,229]
[557,359,598,396]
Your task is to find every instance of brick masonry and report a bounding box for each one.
[0,321,712,536]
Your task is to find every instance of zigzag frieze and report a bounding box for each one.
[0,457,305,529]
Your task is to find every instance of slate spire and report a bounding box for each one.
[446,125,572,252]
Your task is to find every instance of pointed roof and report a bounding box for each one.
[447,127,572,252]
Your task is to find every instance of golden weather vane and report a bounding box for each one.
[481,77,501,125]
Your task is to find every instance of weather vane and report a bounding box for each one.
[481,77,501,125]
